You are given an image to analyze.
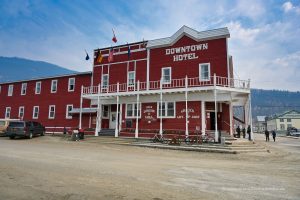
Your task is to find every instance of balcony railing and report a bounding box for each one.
[82,75,250,95]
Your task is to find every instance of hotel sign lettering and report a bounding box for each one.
[165,43,208,62]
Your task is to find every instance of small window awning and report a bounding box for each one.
[69,108,97,114]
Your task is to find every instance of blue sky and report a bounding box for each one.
[0,0,300,91]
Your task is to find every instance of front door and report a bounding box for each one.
[109,112,117,129]
[210,112,215,130]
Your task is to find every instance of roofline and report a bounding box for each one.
[266,110,300,121]
[94,40,148,52]
[0,71,92,85]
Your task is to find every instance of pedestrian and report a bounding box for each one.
[236,126,241,138]
[247,125,251,141]
[265,129,270,142]
[272,130,276,142]
[242,127,246,138]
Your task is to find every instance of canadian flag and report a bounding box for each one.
[112,29,117,43]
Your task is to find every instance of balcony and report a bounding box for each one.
[82,75,250,96]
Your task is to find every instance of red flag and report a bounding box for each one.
[108,47,114,62]
[112,29,117,43]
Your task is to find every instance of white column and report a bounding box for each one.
[79,85,83,129]
[201,101,206,136]
[146,49,150,90]
[249,93,254,141]
[135,81,140,138]
[214,74,218,142]
[119,103,123,132]
[159,78,163,135]
[185,76,189,137]
[95,96,100,136]
[229,101,233,136]
[115,83,119,138]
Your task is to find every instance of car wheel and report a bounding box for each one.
[41,131,45,136]
[9,136,15,139]
[28,132,33,139]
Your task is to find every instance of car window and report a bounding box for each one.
[9,122,25,127]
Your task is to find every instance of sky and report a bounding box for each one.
[0,0,300,91]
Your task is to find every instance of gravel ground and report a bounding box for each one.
[0,134,299,200]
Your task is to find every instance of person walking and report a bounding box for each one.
[265,129,270,142]
[236,126,241,138]
[272,130,276,142]
[242,127,246,138]
[247,125,251,141]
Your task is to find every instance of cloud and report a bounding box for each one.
[282,1,300,14]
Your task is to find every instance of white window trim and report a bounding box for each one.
[199,63,211,81]
[101,74,109,89]
[157,101,176,118]
[8,84,13,96]
[32,106,39,119]
[21,83,27,95]
[125,103,141,119]
[51,80,58,93]
[35,81,41,94]
[48,105,55,119]
[102,105,109,119]
[161,67,172,84]
[5,107,11,119]
[127,71,136,88]
[66,104,73,119]
[68,78,75,92]
[18,106,24,118]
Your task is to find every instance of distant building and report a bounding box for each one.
[253,116,266,133]
[267,110,300,131]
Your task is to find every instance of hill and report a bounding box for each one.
[0,57,76,82]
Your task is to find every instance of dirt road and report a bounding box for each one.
[0,135,299,200]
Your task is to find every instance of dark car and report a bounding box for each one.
[6,121,45,139]
[287,127,300,137]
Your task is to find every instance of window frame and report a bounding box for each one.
[199,63,211,81]
[35,81,41,94]
[127,71,136,88]
[102,105,109,119]
[8,84,13,96]
[18,106,24,119]
[157,101,176,118]
[21,83,27,95]
[66,104,73,119]
[287,118,291,122]
[101,74,109,89]
[5,107,11,119]
[161,67,172,84]
[48,105,55,119]
[279,118,284,122]
[68,78,75,92]
[125,103,141,119]
[280,124,285,130]
[51,80,58,93]
[32,106,39,119]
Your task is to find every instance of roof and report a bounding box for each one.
[257,116,266,122]
[147,25,230,49]
[69,107,97,114]
[267,110,300,121]
[0,71,92,85]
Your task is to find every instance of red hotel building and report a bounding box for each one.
[0,26,252,140]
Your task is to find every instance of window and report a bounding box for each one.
[48,105,55,119]
[287,118,291,122]
[102,74,108,89]
[158,102,175,118]
[51,80,58,93]
[128,71,135,87]
[280,124,285,130]
[102,105,109,118]
[199,63,210,81]
[68,78,75,92]
[21,83,27,95]
[19,106,24,119]
[66,104,73,119]
[126,103,141,118]
[287,124,292,128]
[8,84,13,96]
[280,118,284,122]
[162,67,171,84]
[5,107,11,118]
[35,81,41,94]
[33,106,39,119]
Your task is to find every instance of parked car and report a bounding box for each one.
[287,127,300,137]
[0,119,19,136]
[6,121,45,139]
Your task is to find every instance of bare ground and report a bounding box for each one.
[0,134,299,200]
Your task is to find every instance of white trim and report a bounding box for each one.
[226,38,230,80]
[8,84,13,96]
[102,105,109,119]
[18,106,24,119]
[127,71,135,88]
[66,104,73,119]
[21,83,27,95]
[157,101,176,118]
[125,103,141,119]
[94,58,147,67]
[48,105,55,119]
[68,77,75,92]
[51,80,58,93]
[146,49,150,90]
[101,74,109,89]
[161,67,172,84]
[35,81,41,94]
[5,107,11,119]
[199,63,211,81]
[95,47,146,57]
[32,106,39,119]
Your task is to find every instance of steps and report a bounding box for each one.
[98,129,115,136]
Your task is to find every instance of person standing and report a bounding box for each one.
[247,125,251,141]
[272,130,276,142]
[236,126,241,138]
[242,127,246,138]
[265,129,270,142]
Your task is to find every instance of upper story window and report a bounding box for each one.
[32,106,39,119]
[19,106,24,119]
[51,80,58,93]
[48,105,55,119]
[5,107,11,118]
[280,118,284,122]
[128,71,135,87]
[35,81,41,94]
[199,63,210,81]
[126,103,141,118]
[158,101,175,118]
[66,104,73,119]
[102,74,109,89]
[8,84,13,96]
[21,83,27,95]
[68,78,75,92]
[162,67,171,84]
[287,118,291,122]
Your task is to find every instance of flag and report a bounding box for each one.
[112,29,117,43]
[96,49,103,63]
[85,50,89,60]
[127,43,131,59]
[108,47,114,62]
